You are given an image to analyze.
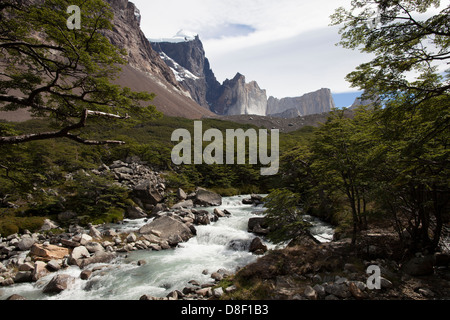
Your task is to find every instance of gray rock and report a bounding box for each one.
[126,206,148,219]
[177,188,187,200]
[14,271,33,283]
[17,236,35,251]
[304,285,318,300]
[171,199,194,210]
[126,233,137,243]
[213,287,224,298]
[78,252,117,269]
[195,188,222,207]
[46,260,61,272]
[138,216,194,243]
[43,274,75,294]
[85,242,105,254]
[249,237,268,254]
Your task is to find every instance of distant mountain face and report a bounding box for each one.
[267,88,336,117]
[150,34,335,117]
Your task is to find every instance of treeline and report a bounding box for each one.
[265,100,449,254]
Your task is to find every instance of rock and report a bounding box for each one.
[46,260,61,272]
[225,285,237,294]
[248,217,268,233]
[18,262,35,272]
[85,242,105,254]
[171,199,194,209]
[40,219,59,232]
[196,287,212,297]
[70,246,90,262]
[43,274,76,294]
[177,188,187,200]
[60,239,80,248]
[126,233,137,243]
[58,211,77,222]
[14,271,33,283]
[78,252,117,269]
[79,234,93,246]
[195,188,222,207]
[304,286,317,300]
[89,225,102,239]
[348,282,367,300]
[138,216,194,243]
[103,229,118,237]
[211,272,223,281]
[126,206,148,219]
[133,180,164,206]
[80,269,93,280]
[249,237,268,254]
[325,283,351,299]
[401,255,434,276]
[17,235,35,251]
[32,261,49,281]
[137,260,146,266]
[213,287,224,298]
[418,288,435,298]
[6,294,26,300]
[214,208,226,218]
[312,284,326,297]
[30,244,70,262]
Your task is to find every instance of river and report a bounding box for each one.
[0,195,334,300]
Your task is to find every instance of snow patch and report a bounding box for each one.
[149,29,197,43]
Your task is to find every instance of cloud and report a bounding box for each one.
[131,0,369,97]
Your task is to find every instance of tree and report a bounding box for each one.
[331,0,449,252]
[0,0,158,146]
[331,0,449,105]
[311,108,375,244]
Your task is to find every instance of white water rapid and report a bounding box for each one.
[0,195,334,300]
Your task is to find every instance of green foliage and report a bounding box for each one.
[263,189,310,243]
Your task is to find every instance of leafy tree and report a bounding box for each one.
[263,189,310,243]
[0,0,158,145]
[331,0,449,251]
[331,0,449,105]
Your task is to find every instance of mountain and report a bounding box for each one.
[151,34,335,118]
[211,73,268,116]
[0,0,215,122]
[151,32,222,109]
[267,88,335,117]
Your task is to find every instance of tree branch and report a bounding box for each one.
[0,109,130,145]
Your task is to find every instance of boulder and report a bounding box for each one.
[69,246,90,266]
[78,252,117,269]
[249,237,268,254]
[401,255,434,276]
[43,274,76,294]
[138,216,194,243]
[46,260,62,272]
[17,235,35,251]
[171,200,194,210]
[126,206,148,219]
[32,261,49,281]
[85,242,105,254]
[79,234,93,246]
[133,180,164,205]
[14,271,33,283]
[177,188,187,200]
[6,294,26,300]
[88,225,102,239]
[30,244,70,262]
[304,286,318,300]
[195,188,222,207]
[40,219,59,232]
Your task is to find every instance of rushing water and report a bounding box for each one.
[0,195,334,300]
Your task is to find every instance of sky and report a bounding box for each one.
[129,0,442,108]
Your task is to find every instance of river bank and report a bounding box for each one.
[0,194,334,300]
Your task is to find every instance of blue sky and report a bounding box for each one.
[130,0,444,108]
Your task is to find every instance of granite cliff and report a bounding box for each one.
[267,88,335,117]
[151,34,335,117]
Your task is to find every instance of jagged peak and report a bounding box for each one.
[149,29,199,43]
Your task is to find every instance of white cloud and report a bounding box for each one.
[130,0,372,97]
